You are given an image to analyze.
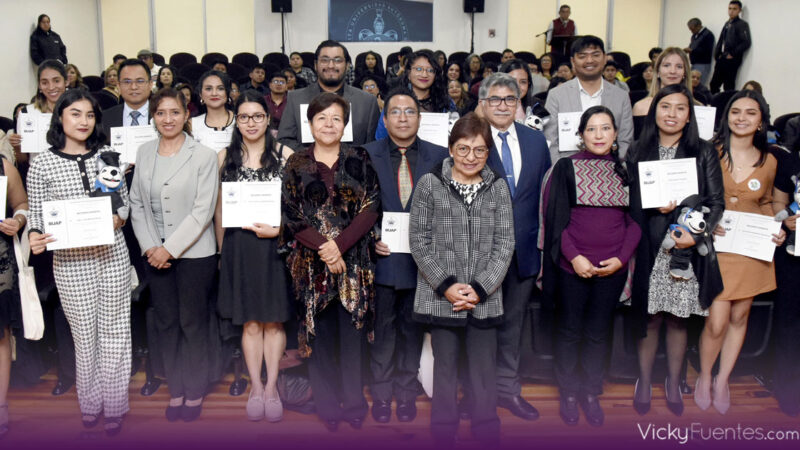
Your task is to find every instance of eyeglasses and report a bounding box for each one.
[387,108,419,117]
[120,79,149,87]
[363,83,377,90]
[271,80,286,85]
[236,113,268,124]
[454,145,489,158]
[411,66,436,75]
[482,96,518,107]
[318,57,345,65]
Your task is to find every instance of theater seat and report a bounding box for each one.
[169,52,198,69]
[82,75,104,91]
[232,52,259,70]
[226,62,250,85]
[201,52,228,67]
[515,51,537,65]
[263,52,289,69]
[178,63,211,86]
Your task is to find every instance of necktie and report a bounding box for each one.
[498,131,515,197]
[397,147,413,209]
[130,111,141,126]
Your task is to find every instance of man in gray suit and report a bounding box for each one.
[278,40,380,150]
[543,35,633,162]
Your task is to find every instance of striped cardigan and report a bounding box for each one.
[409,158,515,327]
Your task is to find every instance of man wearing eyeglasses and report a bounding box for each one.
[363,88,448,424]
[102,59,153,132]
[264,72,288,131]
[278,40,380,150]
[543,35,632,162]
[480,72,551,422]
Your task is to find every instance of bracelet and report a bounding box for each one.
[12,209,28,219]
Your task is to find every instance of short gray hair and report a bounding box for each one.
[479,72,521,100]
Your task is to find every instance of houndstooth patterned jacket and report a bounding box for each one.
[409,158,515,327]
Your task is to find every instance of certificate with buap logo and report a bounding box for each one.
[637,158,698,209]
[220,181,282,228]
[17,113,51,153]
[42,197,114,250]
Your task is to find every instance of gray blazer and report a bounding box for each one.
[277,83,380,151]
[543,77,633,162]
[129,133,219,259]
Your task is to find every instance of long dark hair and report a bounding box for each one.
[46,89,106,151]
[222,90,280,180]
[34,59,67,111]
[156,64,177,89]
[196,70,233,115]
[499,58,534,110]
[631,84,702,162]
[34,14,50,35]
[401,50,450,113]
[577,105,628,185]
[355,50,385,79]
[713,89,771,171]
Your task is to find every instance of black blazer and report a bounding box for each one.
[364,137,447,289]
[101,104,125,141]
[689,27,715,65]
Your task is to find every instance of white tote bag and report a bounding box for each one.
[14,229,44,340]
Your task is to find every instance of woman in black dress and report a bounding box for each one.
[215,91,293,422]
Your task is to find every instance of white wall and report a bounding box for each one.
[662,0,799,117]
[0,0,101,117]
[255,0,509,64]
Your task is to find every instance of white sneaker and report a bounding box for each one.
[246,389,266,421]
[264,395,283,423]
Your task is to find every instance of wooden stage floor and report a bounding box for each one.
[3,371,799,449]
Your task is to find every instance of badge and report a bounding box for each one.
[747,179,761,191]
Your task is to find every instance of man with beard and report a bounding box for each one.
[543,35,632,161]
[278,40,380,150]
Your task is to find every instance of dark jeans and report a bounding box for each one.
[710,57,742,93]
[554,270,626,397]
[146,255,216,400]
[496,257,537,399]
[430,324,499,444]
[773,250,800,412]
[369,284,423,402]
[307,302,368,422]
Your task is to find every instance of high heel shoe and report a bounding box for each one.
[712,378,730,415]
[693,377,711,411]
[665,377,684,416]
[632,378,651,415]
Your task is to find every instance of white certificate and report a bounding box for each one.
[110,125,158,163]
[381,212,410,254]
[221,181,282,228]
[0,177,7,214]
[43,197,114,251]
[638,158,699,209]
[299,103,354,143]
[17,113,52,153]
[192,124,233,153]
[557,111,582,152]
[713,211,782,262]
[418,112,450,148]
[694,106,717,141]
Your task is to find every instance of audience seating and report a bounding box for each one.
[82,75,104,92]
[515,51,537,65]
[232,52,259,70]
[263,52,289,69]
[201,52,229,67]
[608,51,632,77]
[711,90,739,128]
[481,51,502,66]
[152,53,166,66]
[93,90,119,111]
[385,52,400,72]
[169,52,198,69]
[354,51,384,75]
[629,89,649,106]
[0,116,13,133]
[226,62,250,85]
[448,51,469,66]
[772,112,800,146]
[178,62,211,86]
[300,52,315,69]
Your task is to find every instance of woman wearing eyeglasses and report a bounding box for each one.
[129,88,220,422]
[215,91,293,422]
[409,113,514,446]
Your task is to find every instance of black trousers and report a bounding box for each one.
[710,57,742,93]
[772,250,800,413]
[146,255,216,399]
[496,255,537,399]
[554,270,626,396]
[430,323,499,444]
[308,302,368,422]
[369,284,423,403]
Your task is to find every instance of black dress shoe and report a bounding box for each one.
[181,403,203,422]
[579,394,604,427]
[324,419,339,432]
[497,395,539,421]
[633,378,651,416]
[396,400,417,422]
[346,417,363,429]
[371,400,392,423]
[52,379,74,396]
[165,404,182,422]
[665,377,684,417]
[141,378,162,396]
[559,395,579,426]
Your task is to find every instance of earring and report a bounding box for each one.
[577,137,586,151]
[612,142,619,151]
[758,125,763,131]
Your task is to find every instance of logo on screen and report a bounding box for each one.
[346,2,409,42]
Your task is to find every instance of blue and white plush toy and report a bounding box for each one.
[662,206,710,280]
[90,151,129,214]
[774,174,800,255]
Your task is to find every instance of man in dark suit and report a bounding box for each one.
[363,88,448,423]
[710,0,751,93]
[101,59,152,132]
[480,73,552,421]
[278,40,380,150]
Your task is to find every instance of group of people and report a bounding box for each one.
[0,0,797,445]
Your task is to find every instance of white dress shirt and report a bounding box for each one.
[122,101,150,127]
[578,80,603,112]
[491,124,521,186]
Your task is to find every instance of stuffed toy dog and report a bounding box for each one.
[90,151,129,214]
[662,206,710,280]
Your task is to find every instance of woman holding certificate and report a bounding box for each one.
[27,89,131,436]
[541,106,641,426]
[129,88,219,422]
[627,83,725,417]
[695,90,785,414]
[280,93,380,432]
[215,91,293,422]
